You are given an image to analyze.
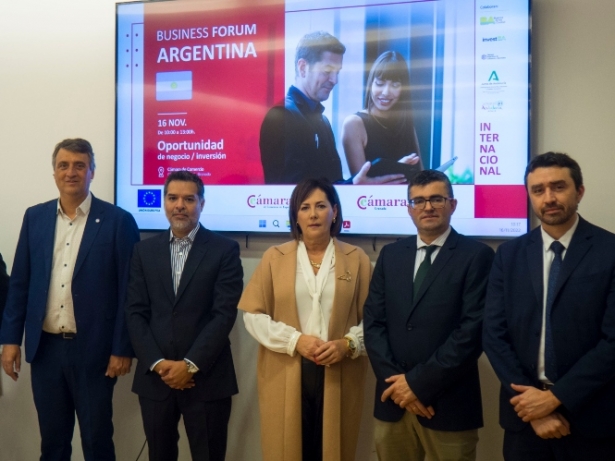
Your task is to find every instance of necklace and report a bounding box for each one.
[371,113,390,130]
[310,260,322,269]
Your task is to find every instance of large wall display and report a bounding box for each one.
[116,0,530,237]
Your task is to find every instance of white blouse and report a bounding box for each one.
[243,260,364,358]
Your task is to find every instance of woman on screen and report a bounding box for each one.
[239,178,370,461]
[342,50,423,183]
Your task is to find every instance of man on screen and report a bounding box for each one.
[0,138,140,461]
[483,152,615,460]
[260,31,346,184]
[364,170,494,461]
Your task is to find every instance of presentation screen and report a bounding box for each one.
[116,0,530,237]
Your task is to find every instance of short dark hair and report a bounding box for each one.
[295,31,346,75]
[408,170,454,199]
[164,171,204,199]
[52,138,96,171]
[524,152,583,190]
[289,178,343,240]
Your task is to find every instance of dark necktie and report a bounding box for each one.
[414,245,437,299]
[545,240,564,381]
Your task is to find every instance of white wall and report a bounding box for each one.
[1,0,615,459]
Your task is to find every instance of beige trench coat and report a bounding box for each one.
[239,238,371,461]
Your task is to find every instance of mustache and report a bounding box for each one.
[541,205,564,213]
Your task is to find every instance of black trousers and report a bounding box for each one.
[504,425,615,461]
[301,358,325,461]
[139,393,232,461]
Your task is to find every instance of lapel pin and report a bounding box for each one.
[95,219,100,223]
[337,270,352,282]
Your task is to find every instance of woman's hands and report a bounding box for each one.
[315,339,347,366]
[398,153,421,165]
[296,334,324,362]
[297,334,348,366]
[297,335,348,366]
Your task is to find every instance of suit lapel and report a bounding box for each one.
[395,238,417,318]
[328,240,359,340]
[43,201,58,284]
[73,196,104,280]
[553,218,592,301]
[412,230,458,312]
[526,228,544,307]
[269,241,301,330]
[156,230,176,304]
[174,227,209,304]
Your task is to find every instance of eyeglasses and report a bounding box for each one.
[408,195,452,210]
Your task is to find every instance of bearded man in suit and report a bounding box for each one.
[125,170,243,461]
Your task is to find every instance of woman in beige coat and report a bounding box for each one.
[239,178,371,461]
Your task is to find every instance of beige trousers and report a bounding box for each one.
[374,412,478,461]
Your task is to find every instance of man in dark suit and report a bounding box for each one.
[0,138,139,461]
[0,253,8,329]
[125,170,243,461]
[483,152,615,460]
[364,170,494,461]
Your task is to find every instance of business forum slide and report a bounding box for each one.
[116,0,530,237]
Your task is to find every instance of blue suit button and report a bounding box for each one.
[407,323,413,331]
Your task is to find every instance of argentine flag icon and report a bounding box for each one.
[156,71,192,101]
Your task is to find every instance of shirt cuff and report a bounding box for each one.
[150,358,164,371]
[184,358,200,372]
[344,333,361,359]
[287,331,302,357]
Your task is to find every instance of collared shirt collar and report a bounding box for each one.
[56,192,92,218]
[169,223,200,243]
[540,214,579,252]
[416,226,452,249]
[289,85,323,114]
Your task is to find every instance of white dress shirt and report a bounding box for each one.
[43,193,92,334]
[413,227,452,278]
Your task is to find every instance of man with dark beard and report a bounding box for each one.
[483,152,615,460]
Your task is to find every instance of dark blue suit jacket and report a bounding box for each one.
[0,253,8,331]
[364,229,494,431]
[483,217,615,438]
[126,226,243,402]
[0,196,140,367]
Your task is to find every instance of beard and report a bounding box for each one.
[537,203,577,226]
[170,218,194,233]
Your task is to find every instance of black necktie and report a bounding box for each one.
[414,245,437,299]
[545,240,564,381]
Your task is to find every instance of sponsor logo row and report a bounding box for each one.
[136,191,414,213]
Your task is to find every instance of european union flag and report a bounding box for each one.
[138,189,161,208]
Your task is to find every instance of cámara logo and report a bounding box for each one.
[247,195,290,209]
[357,195,409,210]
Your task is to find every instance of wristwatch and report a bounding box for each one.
[345,336,357,358]
[184,359,198,374]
